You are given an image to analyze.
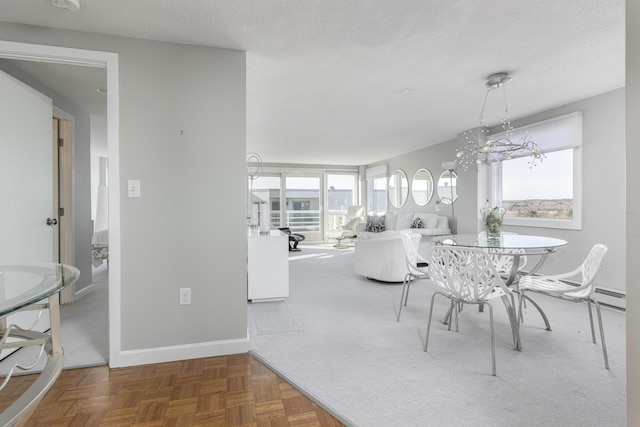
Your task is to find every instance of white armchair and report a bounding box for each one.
[326,205,365,248]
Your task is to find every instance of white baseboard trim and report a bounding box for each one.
[110,337,250,368]
[73,283,95,301]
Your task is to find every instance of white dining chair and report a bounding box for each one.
[425,246,517,376]
[396,231,429,321]
[518,243,609,369]
[488,247,527,280]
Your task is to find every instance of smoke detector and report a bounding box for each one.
[51,0,80,12]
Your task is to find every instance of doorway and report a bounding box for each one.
[0,40,122,367]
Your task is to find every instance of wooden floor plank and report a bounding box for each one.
[0,354,345,426]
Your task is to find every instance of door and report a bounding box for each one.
[0,69,54,358]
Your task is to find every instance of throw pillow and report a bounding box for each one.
[415,213,438,229]
[410,217,424,229]
[384,212,398,230]
[365,215,385,232]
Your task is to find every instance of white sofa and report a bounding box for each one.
[354,212,450,282]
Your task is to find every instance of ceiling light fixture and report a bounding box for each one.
[456,72,545,171]
[51,0,80,12]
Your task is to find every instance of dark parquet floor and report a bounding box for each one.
[0,353,346,426]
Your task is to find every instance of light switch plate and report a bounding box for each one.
[127,180,141,198]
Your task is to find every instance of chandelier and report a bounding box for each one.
[456,72,545,171]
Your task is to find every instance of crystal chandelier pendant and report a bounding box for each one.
[456,73,545,171]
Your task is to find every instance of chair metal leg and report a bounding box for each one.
[594,300,610,370]
[587,300,596,343]
[488,303,496,376]
[424,293,439,352]
[446,300,455,330]
[453,302,459,332]
[520,292,552,331]
[396,274,411,321]
[443,303,452,325]
[404,277,412,306]
[502,293,520,350]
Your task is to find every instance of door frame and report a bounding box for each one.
[54,111,76,303]
[0,41,122,367]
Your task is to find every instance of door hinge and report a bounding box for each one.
[58,138,64,147]
[59,207,64,216]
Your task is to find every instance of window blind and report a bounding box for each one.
[489,111,582,160]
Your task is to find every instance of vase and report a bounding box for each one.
[480,207,506,239]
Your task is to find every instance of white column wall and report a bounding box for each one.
[0,23,248,361]
[626,1,639,424]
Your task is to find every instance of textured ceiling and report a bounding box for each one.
[0,0,625,166]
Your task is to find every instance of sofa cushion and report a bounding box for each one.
[415,213,438,229]
[396,212,415,230]
[384,212,398,230]
[410,217,424,228]
[436,216,449,229]
[365,215,385,232]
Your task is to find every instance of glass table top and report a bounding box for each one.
[432,233,568,250]
[0,264,80,317]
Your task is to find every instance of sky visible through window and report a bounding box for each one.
[502,149,573,200]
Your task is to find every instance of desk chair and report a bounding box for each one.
[278,227,305,252]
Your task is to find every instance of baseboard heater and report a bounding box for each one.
[595,287,625,299]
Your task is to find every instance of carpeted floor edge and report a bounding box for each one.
[249,349,358,427]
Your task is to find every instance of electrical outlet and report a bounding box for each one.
[179,287,191,305]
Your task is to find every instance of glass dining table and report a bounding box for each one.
[0,263,80,426]
[432,233,568,350]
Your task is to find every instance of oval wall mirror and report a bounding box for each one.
[411,168,434,206]
[437,170,458,204]
[388,169,409,208]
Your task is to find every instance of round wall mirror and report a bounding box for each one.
[437,170,458,204]
[388,169,409,208]
[411,169,434,206]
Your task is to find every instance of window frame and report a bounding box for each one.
[365,164,388,215]
[489,112,583,230]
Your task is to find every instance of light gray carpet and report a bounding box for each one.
[253,301,299,335]
[248,244,626,427]
[0,264,108,376]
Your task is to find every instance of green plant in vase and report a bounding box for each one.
[480,207,506,238]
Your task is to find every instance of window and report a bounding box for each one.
[326,173,358,233]
[249,175,281,228]
[367,177,387,214]
[365,165,387,214]
[327,174,357,211]
[285,175,321,239]
[491,112,582,230]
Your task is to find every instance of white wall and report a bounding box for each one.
[371,137,457,215]
[498,89,626,300]
[0,23,248,361]
[626,0,639,423]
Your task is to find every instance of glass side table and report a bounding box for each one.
[0,263,80,426]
